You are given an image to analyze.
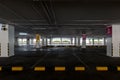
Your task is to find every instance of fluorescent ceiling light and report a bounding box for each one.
[19,32,27,35]
[32,28,46,30]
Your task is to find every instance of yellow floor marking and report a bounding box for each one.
[96,66,108,71]
[117,66,120,71]
[55,67,65,71]
[75,67,85,71]
[34,67,45,71]
[0,66,2,71]
[12,67,23,71]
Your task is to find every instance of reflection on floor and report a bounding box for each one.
[0,46,120,80]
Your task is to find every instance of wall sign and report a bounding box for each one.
[82,34,86,40]
[36,34,40,42]
[106,26,112,36]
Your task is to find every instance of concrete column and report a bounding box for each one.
[106,26,112,56]
[98,38,99,46]
[74,37,77,46]
[31,38,34,45]
[106,37,112,56]
[92,38,94,46]
[42,37,45,47]
[43,38,46,46]
[78,36,80,46]
[15,37,18,46]
[104,37,106,46]
[60,37,62,45]
[45,37,48,46]
[0,24,14,57]
[36,41,40,48]
[71,37,73,45]
[82,34,86,48]
[49,37,52,45]
[27,38,30,46]
[35,34,40,48]
[112,25,120,57]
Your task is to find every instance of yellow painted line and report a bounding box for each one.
[55,67,65,71]
[96,66,108,71]
[12,67,23,71]
[34,67,45,71]
[117,66,120,71]
[0,66,2,71]
[75,67,85,71]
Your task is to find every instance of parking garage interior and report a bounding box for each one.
[0,0,120,80]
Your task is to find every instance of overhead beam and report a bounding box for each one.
[15,23,108,26]
[49,0,57,25]
[33,1,52,24]
[33,0,58,25]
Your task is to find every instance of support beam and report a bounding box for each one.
[15,37,18,46]
[74,37,77,46]
[45,37,48,46]
[104,37,106,46]
[106,26,112,56]
[42,37,45,47]
[49,37,52,45]
[71,37,73,45]
[106,37,112,56]
[35,34,40,48]
[82,34,86,48]
[78,36,80,46]
[60,36,62,45]
[92,38,94,46]
[31,38,34,46]
[27,38,30,46]
[33,1,56,25]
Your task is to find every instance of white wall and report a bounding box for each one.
[112,24,120,57]
[0,24,14,57]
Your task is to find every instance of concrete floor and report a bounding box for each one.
[0,47,120,80]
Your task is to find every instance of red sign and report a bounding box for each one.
[106,26,112,36]
[82,34,86,40]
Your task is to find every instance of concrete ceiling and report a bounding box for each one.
[0,0,120,36]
